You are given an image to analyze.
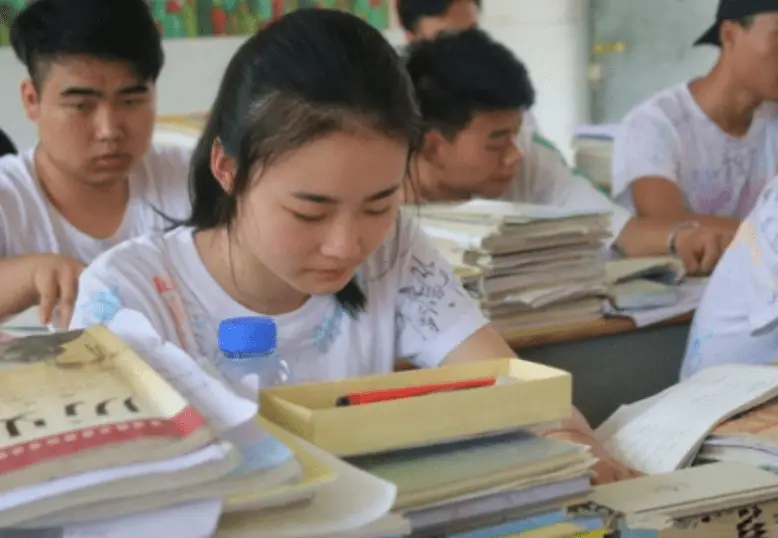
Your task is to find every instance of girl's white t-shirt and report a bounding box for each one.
[680,175,778,379]
[70,210,489,383]
[611,83,778,219]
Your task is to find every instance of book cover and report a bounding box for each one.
[0,325,214,492]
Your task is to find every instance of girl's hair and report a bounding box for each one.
[185,8,420,316]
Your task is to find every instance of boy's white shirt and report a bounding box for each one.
[611,82,778,219]
[0,144,192,263]
[680,176,778,379]
[70,209,489,386]
[507,130,631,246]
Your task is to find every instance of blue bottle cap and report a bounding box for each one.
[218,317,277,359]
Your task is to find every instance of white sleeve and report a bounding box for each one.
[529,142,632,246]
[742,181,778,334]
[611,109,682,202]
[393,212,489,369]
[70,250,173,336]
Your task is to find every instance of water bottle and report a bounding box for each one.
[217,316,294,390]
[218,317,295,472]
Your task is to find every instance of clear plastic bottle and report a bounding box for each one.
[218,317,295,471]
[217,316,294,390]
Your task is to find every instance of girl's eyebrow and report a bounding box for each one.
[291,184,401,204]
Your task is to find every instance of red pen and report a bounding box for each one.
[335,377,497,406]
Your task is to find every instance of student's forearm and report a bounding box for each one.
[562,406,595,437]
[614,217,683,257]
[0,256,38,318]
[532,406,595,438]
[681,213,740,233]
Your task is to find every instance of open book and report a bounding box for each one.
[0,325,216,493]
[600,364,778,474]
[605,257,685,286]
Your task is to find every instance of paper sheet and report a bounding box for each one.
[603,278,707,327]
[595,391,668,443]
[603,365,778,474]
[104,309,257,432]
[216,436,396,538]
[61,499,221,538]
[589,462,778,515]
[0,444,229,512]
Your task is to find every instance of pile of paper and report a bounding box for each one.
[346,430,606,536]
[696,398,778,471]
[0,311,398,538]
[571,124,617,190]
[417,199,610,333]
[597,364,778,476]
[0,325,242,532]
[584,462,778,537]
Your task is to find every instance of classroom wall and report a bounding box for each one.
[0,0,589,158]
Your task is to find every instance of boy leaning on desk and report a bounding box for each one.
[396,2,731,277]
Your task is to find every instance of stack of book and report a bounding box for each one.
[0,326,238,530]
[415,200,610,333]
[697,398,778,471]
[583,462,778,537]
[589,363,778,536]
[0,325,397,537]
[571,124,617,191]
[259,358,611,536]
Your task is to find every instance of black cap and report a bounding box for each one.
[695,0,778,46]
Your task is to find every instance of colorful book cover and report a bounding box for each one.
[0,325,213,492]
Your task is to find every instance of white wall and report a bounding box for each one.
[0,0,589,158]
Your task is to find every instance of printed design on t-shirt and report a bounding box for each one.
[686,326,714,371]
[396,255,464,341]
[153,275,190,350]
[313,303,346,354]
[79,287,123,325]
[688,167,736,214]
[692,148,757,215]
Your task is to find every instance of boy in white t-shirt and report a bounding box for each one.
[72,10,638,484]
[403,29,730,269]
[0,0,191,326]
[612,0,778,265]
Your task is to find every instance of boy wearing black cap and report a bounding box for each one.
[612,0,778,249]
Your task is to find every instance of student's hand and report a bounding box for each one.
[28,254,85,328]
[545,429,642,485]
[673,226,734,276]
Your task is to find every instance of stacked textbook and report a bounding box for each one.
[0,325,239,530]
[260,358,611,536]
[571,124,617,191]
[592,363,778,536]
[416,199,610,333]
[0,312,401,538]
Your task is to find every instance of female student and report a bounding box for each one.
[70,9,635,484]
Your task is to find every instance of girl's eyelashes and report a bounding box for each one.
[289,206,393,222]
[290,210,326,222]
[364,206,392,216]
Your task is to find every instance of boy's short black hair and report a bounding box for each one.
[396,0,481,32]
[406,28,535,137]
[10,0,164,86]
